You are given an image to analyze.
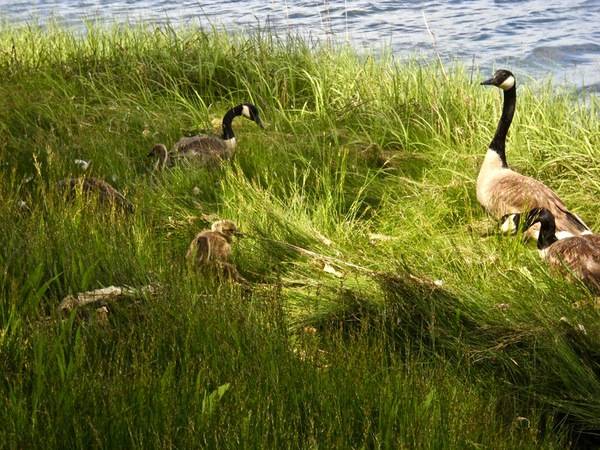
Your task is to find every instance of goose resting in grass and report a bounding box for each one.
[476,69,590,240]
[149,103,263,169]
[186,220,247,283]
[521,208,600,292]
[57,177,134,213]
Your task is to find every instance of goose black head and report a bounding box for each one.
[480,69,516,91]
[523,208,558,250]
[240,103,264,128]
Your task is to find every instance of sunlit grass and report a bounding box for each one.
[1,23,599,448]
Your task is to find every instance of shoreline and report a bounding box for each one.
[1,16,599,93]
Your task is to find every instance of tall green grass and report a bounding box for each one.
[1,23,600,448]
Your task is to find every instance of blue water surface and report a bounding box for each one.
[0,0,599,91]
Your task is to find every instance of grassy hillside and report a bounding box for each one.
[1,23,600,448]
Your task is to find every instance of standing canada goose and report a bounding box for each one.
[522,208,600,292]
[57,177,134,213]
[149,103,263,169]
[186,220,247,283]
[477,69,590,239]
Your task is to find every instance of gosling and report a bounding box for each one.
[57,177,134,213]
[186,220,247,283]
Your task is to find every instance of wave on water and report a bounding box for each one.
[0,0,599,89]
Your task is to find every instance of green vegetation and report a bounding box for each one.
[1,23,600,448]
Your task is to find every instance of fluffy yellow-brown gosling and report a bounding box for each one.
[186,220,247,283]
[57,177,134,213]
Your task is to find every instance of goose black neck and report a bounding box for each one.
[524,208,558,250]
[222,105,243,140]
[537,217,558,250]
[489,86,516,168]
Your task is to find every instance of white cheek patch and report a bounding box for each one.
[224,137,236,149]
[528,228,540,241]
[241,105,251,118]
[556,230,575,240]
[499,75,515,91]
[500,215,517,234]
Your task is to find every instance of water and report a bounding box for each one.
[1,0,599,91]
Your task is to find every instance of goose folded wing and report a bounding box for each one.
[547,236,600,288]
[492,173,589,233]
[173,135,227,155]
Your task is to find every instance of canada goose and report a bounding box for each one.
[186,220,247,283]
[57,177,134,213]
[523,207,600,292]
[149,103,263,169]
[477,69,590,239]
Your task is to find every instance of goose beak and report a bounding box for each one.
[256,118,265,129]
[234,230,246,238]
[480,77,495,86]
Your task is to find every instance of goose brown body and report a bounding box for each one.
[477,151,589,237]
[477,69,589,239]
[544,235,600,291]
[186,229,233,265]
[524,208,600,292]
[172,135,234,166]
[149,103,262,169]
[186,220,247,283]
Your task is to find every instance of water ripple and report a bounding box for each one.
[0,0,598,88]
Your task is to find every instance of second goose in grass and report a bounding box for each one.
[150,103,263,169]
[522,208,600,292]
[476,69,590,239]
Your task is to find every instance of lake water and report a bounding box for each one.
[1,0,599,91]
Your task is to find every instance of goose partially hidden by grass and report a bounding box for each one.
[521,208,600,292]
[57,177,134,213]
[149,103,263,169]
[186,220,247,283]
[477,69,590,240]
